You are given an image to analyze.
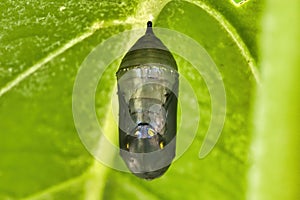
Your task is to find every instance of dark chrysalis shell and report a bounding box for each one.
[116,21,179,180]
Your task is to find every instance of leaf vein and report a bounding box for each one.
[0,21,104,97]
[186,0,261,83]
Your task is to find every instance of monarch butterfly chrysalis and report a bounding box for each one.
[116,21,179,180]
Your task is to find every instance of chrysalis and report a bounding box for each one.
[116,21,179,180]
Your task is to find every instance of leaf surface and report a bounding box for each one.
[0,1,263,199]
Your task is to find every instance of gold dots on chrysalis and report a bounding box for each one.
[159,141,164,149]
[148,129,155,136]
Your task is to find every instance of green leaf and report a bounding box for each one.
[248,1,300,199]
[0,0,266,200]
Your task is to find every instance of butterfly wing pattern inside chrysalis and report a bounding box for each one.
[116,21,179,180]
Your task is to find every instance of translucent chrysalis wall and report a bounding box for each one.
[116,21,179,180]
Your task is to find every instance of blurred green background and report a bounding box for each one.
[0,0,299,200]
